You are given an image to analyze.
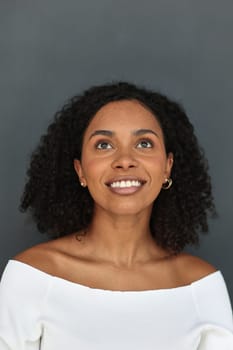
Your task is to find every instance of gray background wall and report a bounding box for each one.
[0,1,232,299]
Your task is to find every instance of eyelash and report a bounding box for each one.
[137,139,153,148]
[95,141,113,150]
[95,139,154,150]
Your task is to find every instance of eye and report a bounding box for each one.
[96,141,113,150]
[136,140,153,148]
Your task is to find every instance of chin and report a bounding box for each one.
[103,202,153,217]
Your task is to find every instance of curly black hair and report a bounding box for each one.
[19,81,216,254]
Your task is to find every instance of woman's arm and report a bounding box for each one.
[0,260,50,349]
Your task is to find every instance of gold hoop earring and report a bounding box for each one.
[162,178,172,190]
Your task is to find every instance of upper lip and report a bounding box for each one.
[105,176,147,186]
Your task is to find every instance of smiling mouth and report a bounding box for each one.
[106,179,146,189]
[110,180,142,188]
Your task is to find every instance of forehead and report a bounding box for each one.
[85,100,163,136]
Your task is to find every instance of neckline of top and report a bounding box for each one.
[8,259,221,294]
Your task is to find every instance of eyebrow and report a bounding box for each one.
[89,129,159,139]
[89,130,114,139]
[133,129,159,137]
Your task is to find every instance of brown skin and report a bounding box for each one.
[14,100,217,291]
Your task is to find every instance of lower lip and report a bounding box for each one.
[108,185,144,195]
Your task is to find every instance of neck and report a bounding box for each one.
[81,207,167,268]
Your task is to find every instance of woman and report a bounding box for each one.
[0,81,232,349]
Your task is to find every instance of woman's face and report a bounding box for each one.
[74,100,173,217]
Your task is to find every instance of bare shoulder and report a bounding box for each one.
[13,239,61,275]
[174,252,218,284]
[13,233,84,276]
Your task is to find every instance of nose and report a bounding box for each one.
[111,149,139,170]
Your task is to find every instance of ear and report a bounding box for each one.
[164,152,174,179]
[74,159,86,186]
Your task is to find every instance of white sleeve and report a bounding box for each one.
[192,271,233,349]
[0,260,50,350]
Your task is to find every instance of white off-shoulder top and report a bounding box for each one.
[0,259,233,349]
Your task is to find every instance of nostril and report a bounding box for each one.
[111,155,138,169]
[115,163,136,169]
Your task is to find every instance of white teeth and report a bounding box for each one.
[110,180,142,188]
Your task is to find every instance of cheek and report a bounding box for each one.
[81,156,107,180]
[145,154,167,173]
